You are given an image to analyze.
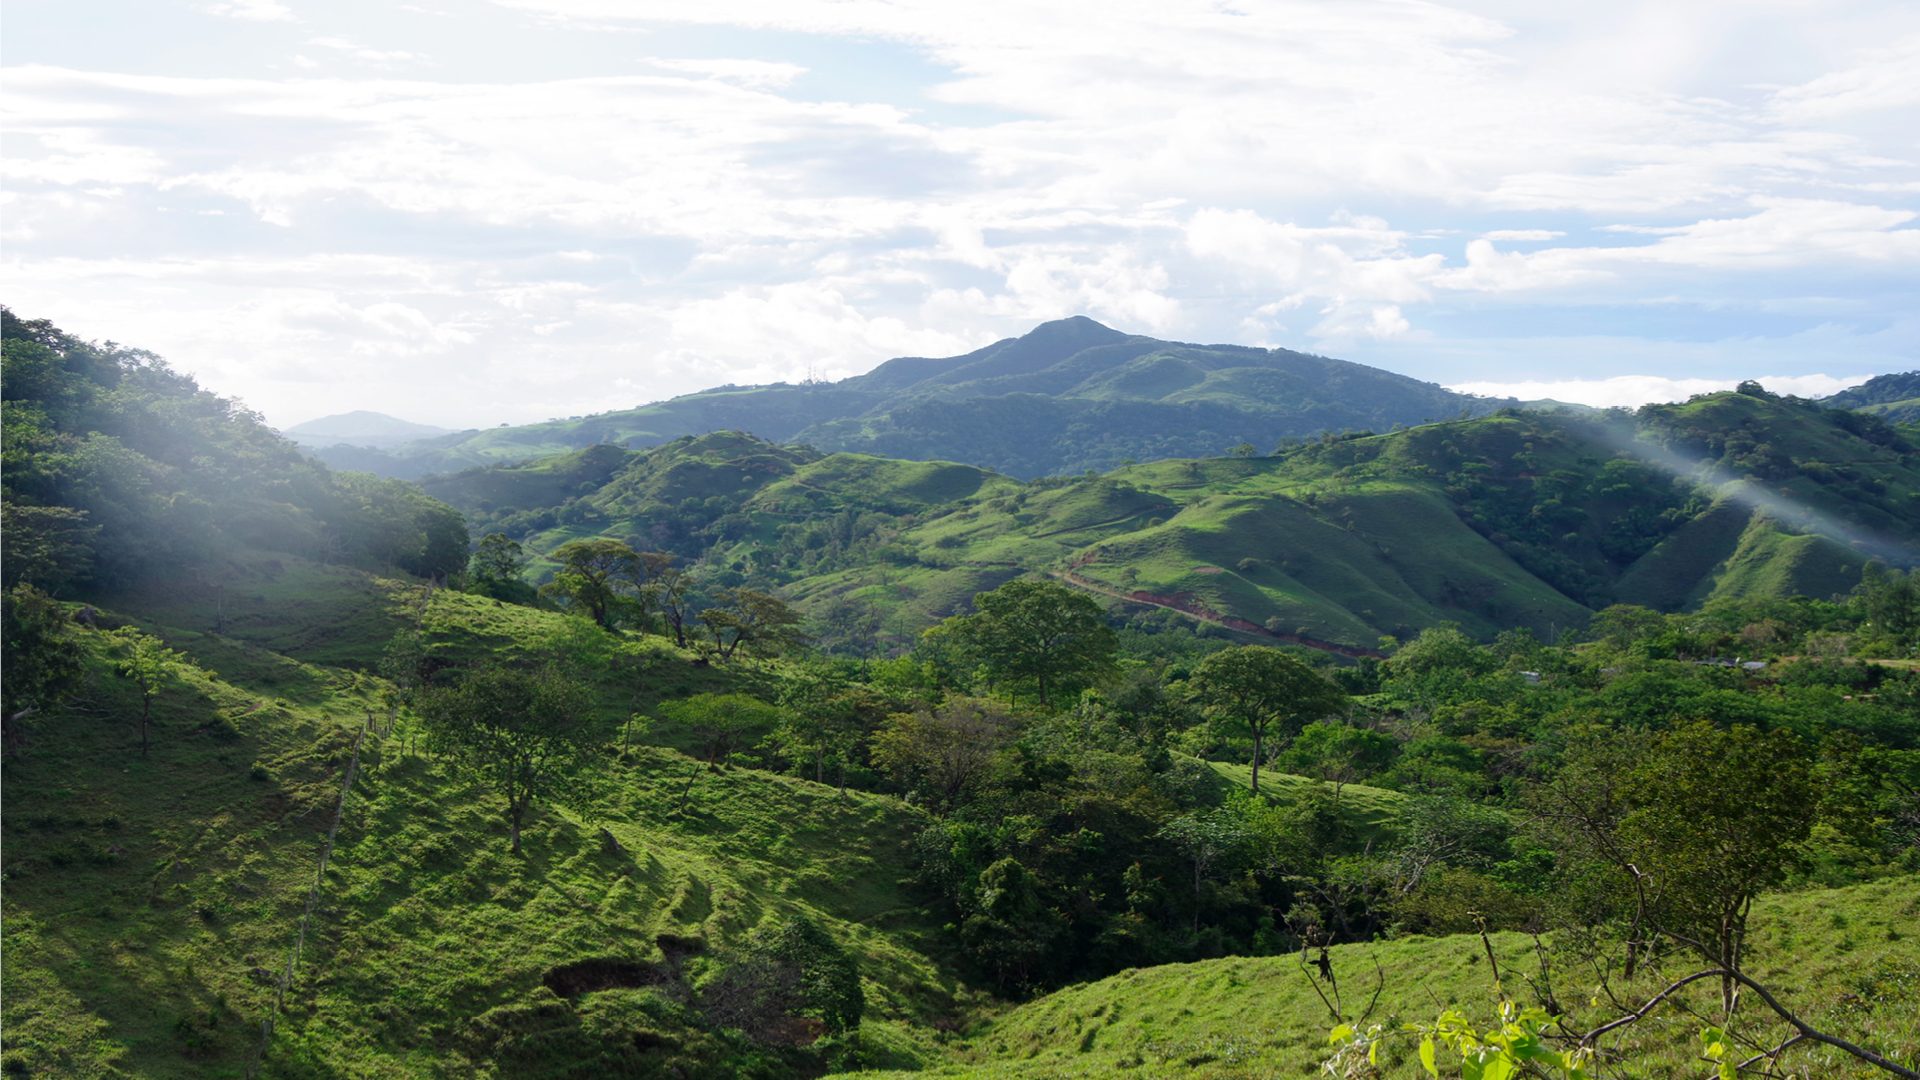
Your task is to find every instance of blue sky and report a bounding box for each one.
[4,0,1917,428]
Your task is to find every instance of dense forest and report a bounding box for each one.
[3,312,1918,1078]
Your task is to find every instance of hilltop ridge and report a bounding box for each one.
[312,318,1513,480]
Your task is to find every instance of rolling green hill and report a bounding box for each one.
[1,574,964,1079]
[315,318,1514,480]
[845,876,1920,1078]
[425,388,1920,654]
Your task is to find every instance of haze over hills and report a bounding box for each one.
[313,317,1520,480]
[282,409,452,450]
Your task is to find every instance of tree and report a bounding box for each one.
[700,587,807,661]
[2,583,82,756]
[468,532,528,590]
[1191,645,1346,793]
[959,857,1063,996]
[655,561,696,648]
[656,692,782,767]
[1284,720,1397,802]
[702,915,863,1041]
[871,697,1016,810]
[539,538,640,630]
[1157,807,1251,935]
[414,662,603,853]
[933,579,1117,706]
[774,664,867,786]
[1621,722,1816,1015]
[625,550,678,634]
[109,626,190,758]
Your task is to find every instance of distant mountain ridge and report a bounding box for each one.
[284,410,452,449]
[313,317,1517,479]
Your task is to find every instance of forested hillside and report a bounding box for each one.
[1826,371,1920,428]
[421,387,1920,655]
[313,317,1515,479]
[5,313,1918,1079]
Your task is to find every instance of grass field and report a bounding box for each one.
[847,877,1920,1079]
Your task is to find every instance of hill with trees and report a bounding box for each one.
[418,387,1920,655]
[1825,371,1920,428]
[6,311,1918,1079]
[313,317,1516,479]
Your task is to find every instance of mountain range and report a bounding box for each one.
[310,317,1521,479]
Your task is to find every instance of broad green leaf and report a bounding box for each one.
[1420,1036,1439,1077]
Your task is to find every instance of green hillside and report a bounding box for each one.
[1824,371,1920,427]
[0,582,963,1078]
[424,387,1920,655]
[853,877,1920,1078]
[315,318,1514,480]
[9,312,1920,1080]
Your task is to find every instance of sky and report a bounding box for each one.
[3,1,1918,429]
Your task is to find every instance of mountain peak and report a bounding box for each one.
[284,410,453,449]
[1017,315,1128,347]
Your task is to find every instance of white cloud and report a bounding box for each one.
[201,0,295,22]
[306,36,429,66]
[1769,35,1920,121]
[1482,229,1564,242]
[1449,372,1876,407]
[640,58,807,89]
[5,2,1918,427]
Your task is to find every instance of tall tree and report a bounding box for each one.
[540,538,640,630]
[414,662,603,853]
[1191,645,1346,794]
[933,579,1117,707]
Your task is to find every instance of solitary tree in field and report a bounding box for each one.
[931,579,1116,707]
[414,662,602,853]
[1191,645,1346,794]
[110,626,190,758]
[540,538,640,630]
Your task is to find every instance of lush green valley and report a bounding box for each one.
[6,312,1919,1079]
[418,386,1920,656]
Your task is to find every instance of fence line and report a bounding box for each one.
[245,581,431,1076]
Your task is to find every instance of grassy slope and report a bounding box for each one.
[3,565,962,1079]
[851,877,1920,1079]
